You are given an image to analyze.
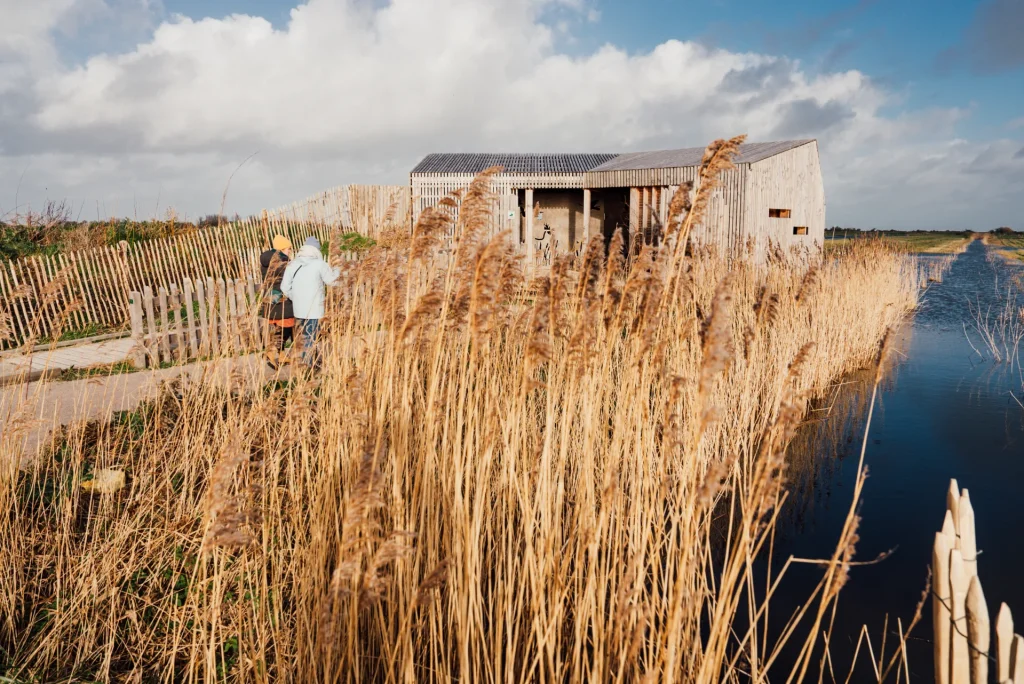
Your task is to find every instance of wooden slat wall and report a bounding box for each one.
[742,141,826,256]
[261,184,410,240]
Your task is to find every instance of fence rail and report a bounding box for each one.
[932,479,1023,683]
[0,184,405,349]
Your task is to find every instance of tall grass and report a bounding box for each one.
[0,141,921,682]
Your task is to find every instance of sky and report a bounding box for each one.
[0,0,1022,230]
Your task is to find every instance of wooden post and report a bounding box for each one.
[641,187,651,242]
[959,489,978,578]
[950,549,970,683]
[966,576,989,684]
[183,278,199,359]
[1012,634,1024,682]
[933,530,954,684]
[629,187,640,253]
[995,603,1013,683]
[128,291,146,368]
[948,479,961,541]
[525,188,534,273]
[582,188,591,250]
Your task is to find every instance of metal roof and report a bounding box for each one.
[411,153,618,175]
[587,140,815,173]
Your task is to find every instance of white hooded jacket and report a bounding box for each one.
[280,245,340,319]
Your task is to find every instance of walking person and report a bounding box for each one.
[259,234,295,369]
[281,237,339,369]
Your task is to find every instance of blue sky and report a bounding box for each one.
[3,0,1022,229]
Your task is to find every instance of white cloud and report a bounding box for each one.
[1,0,1021,229]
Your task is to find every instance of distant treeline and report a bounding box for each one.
[0,201,251,261]
[828,226,1014,236]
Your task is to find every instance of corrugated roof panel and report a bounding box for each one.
[587,140,815,172]
[411,153,618,175]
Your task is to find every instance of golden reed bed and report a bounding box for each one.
[0,139,922,682]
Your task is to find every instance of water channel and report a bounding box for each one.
[771,239,1024,680]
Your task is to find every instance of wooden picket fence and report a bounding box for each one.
[932,479,1023,683]
[126,252,364,368]
[0,184,407,350]
[128,277,262,368]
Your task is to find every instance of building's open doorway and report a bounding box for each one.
[589,188,630,258]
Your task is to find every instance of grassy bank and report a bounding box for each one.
[826,230,973,254]
[0,145,921,681]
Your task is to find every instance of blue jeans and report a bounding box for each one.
[295,318,321,367]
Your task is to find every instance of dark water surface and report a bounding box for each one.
[770,240,1024,680]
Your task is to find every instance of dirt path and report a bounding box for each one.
[0,355,291,462]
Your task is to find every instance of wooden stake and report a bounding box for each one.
[959,489,978,578]
[948,479,961,541]
[950,549,970,683]
[933,530,954,684]
[966,576,990,684]
[996,603,1013,683]
[1012,634,1024,683]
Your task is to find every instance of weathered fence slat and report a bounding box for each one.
[183,279,199,358]
[196,279,210,357]
[217,278,230,355]
[143,286,159,366]
[157,287,170,363]
[128,291,145,368]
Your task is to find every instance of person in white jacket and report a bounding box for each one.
[281,236,340,367]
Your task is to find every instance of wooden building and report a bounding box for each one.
[410,139,824,262]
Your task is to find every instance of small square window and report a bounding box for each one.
[793,226,808,236]
[769,209,792,218]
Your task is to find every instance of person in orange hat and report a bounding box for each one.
[259,234,295,369]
